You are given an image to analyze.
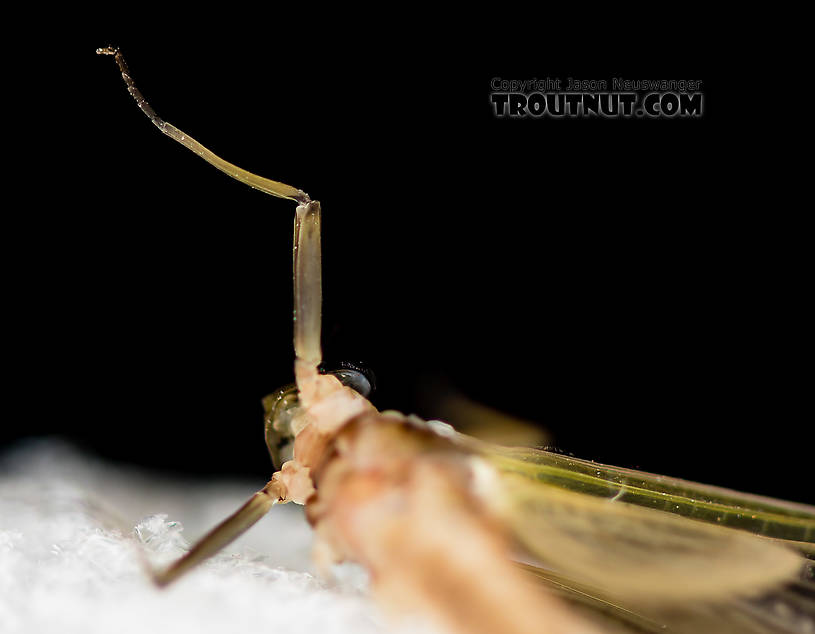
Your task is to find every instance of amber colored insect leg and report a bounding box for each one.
[151,479,285,587]
[293,201,324,405]
[96,47,311,585]
[96,47,310,205]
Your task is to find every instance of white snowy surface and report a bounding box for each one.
[0,438,406,634]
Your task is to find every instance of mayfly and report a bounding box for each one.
[97,47,815,634]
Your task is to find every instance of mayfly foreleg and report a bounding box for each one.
[97,46,312,585]
[293,200,323,402]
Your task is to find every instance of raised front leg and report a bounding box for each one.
[98,47,312,585]
[293,200,324,404]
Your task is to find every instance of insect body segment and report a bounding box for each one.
[99,48,815,634]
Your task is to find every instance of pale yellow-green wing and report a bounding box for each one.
[470,444,815,631]
[489,467,804,601]
[488,445,815,550]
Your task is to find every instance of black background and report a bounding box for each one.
[5,32,811,506]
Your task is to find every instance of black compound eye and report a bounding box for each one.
[321,361,376,398]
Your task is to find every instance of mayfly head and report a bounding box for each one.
[262,363,376,468]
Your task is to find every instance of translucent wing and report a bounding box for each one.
[488,446,815,549]
[466,442,815,631]
[491,468,804,601]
